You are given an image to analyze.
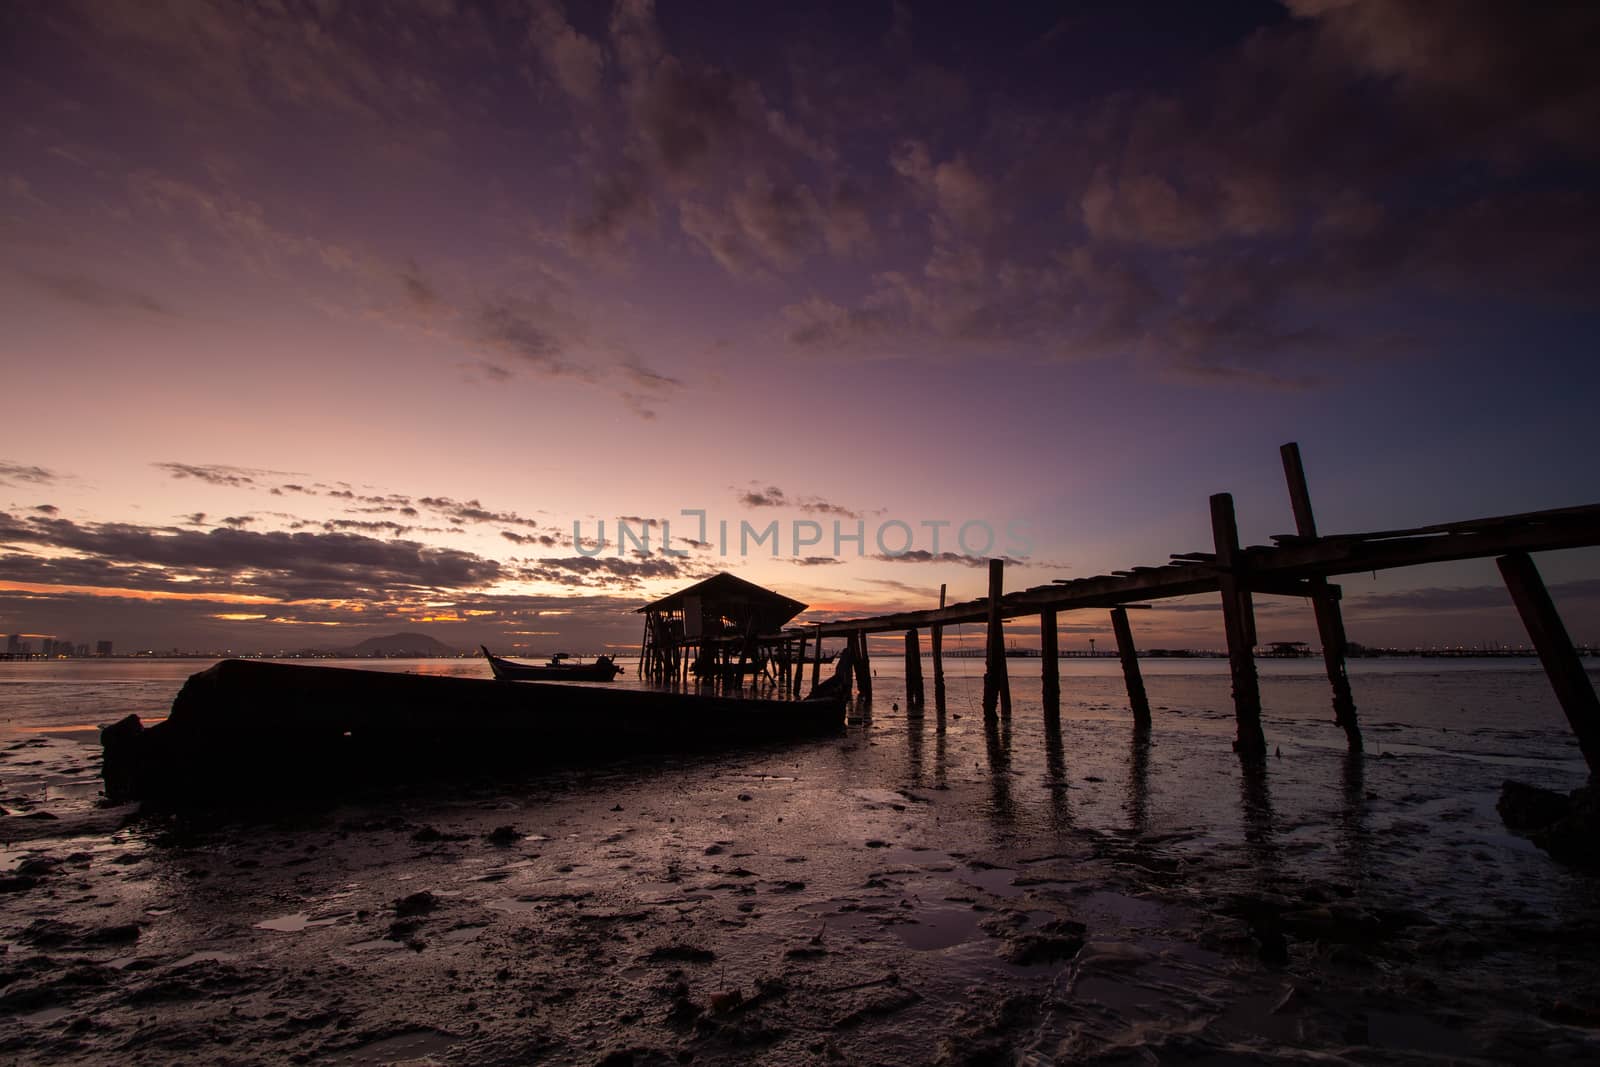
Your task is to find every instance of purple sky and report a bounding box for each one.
[2,0,1598,654]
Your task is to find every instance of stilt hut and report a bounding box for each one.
[638,573,806,686]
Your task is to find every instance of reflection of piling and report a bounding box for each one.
[982,559,1011,718]
[1040,607,1059,714]
[904,628,924,709]
[1499,551,1600,776]
[1212,493,1265,759]
[1110,606,1151,729]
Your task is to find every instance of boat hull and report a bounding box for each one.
[101,659,845,804]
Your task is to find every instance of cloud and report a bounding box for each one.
[0,509,502,602]
[527,0,605,102]
[869,551,1018,568]
[1349,578,1600,615]
[153,462,297,488]
[19,270,177,317]
[0,462,61,487]
[736,485,861,519]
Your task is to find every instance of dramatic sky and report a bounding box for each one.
[2,0,1598,654]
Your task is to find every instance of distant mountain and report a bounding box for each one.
[341,632,460,657]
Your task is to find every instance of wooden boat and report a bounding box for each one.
[482,646,623,682]
[101,659,846,804]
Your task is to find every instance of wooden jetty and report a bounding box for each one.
[784,442,1600,773]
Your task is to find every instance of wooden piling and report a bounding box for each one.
[1110,606,1151,729]
[905,628,924,708]
[982,559,1012,718]
[1040,608,1060,714]
[1498,551,1600,776]
[1281,442,1362,751]
[794,632,807,698]
[1211,493,1266,758]
[931,584,947,709]
[812,623,823,689]
[852,630,873,700]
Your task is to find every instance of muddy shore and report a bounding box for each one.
[5,669,1600,1064]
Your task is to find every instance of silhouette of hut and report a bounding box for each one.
[638,573,806,684]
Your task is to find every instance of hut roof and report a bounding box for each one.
[637,572,806,626]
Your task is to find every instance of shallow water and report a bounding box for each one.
[2,656,1598,1063]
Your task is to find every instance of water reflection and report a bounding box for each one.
[1127,726,1151,836]
[982,712,1015,827]
[905,704,925,787]
[1337,750,1369,884]
[1042,708,1072,832]
[1238,756,1278,876]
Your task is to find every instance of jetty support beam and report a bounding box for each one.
[1498,551,1600,776]
[1212,493,1266,758]
[931,584,947,710]
[1110,606,1151,730]
[905,628,924,709]
[852,631,873,700]
[1281,442,1362,751]
[982,559,1012,718]
[1041,608,1060,715]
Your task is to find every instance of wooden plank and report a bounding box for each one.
[1110,606,1151,729]
[1040,608,1059,715]
[1281,441,1362,751]
[1212,493,1265,758]
[1498,552,1600,775]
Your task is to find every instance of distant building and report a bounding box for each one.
[96,640,113,657]
[5,634,18,655]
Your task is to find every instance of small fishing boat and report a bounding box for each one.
[101,658,848,804]
[482,646,623,682]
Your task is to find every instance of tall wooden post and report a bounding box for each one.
[852,631,873,700]
[931,584,947,709]
[1211,493,1265,758]
[1499,552,1600,776]
[1040,608,1060,715]
[794,632,807,698]
[812,624,823,689]
[1110,606,1151,729]
[982,559,1011,718]
[1281,442,1362,751]
[905,628,924,708]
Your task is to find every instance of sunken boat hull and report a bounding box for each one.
[101,659,846,804]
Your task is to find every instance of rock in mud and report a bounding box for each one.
[1499,780,1600,869]
[394,891,439,917]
